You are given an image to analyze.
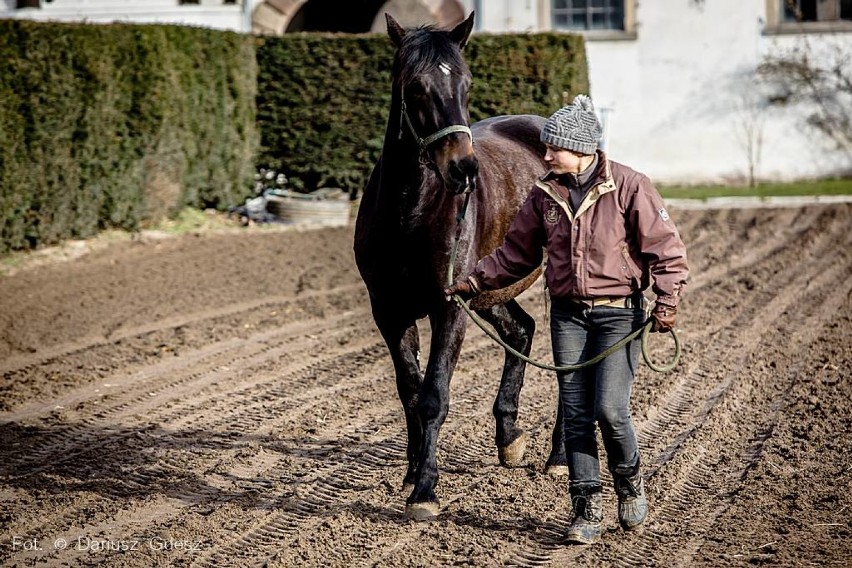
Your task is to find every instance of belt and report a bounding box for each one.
[554,295,642,309]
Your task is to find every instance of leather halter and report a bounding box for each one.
[399,86,472,152]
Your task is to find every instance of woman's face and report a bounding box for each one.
[544,144,593,175]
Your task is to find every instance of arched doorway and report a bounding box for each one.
[285,0,387,33]
[251,0,465,35]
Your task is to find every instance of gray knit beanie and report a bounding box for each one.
[540,94,602,155]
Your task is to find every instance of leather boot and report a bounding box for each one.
[613,463,647,531]
[565,484,603,544]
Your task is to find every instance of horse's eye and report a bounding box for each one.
[408,81,428,98]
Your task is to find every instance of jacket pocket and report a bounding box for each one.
[620,245,642,286]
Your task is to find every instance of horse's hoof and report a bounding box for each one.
[405,501,440,521]
[544,464,569,476]
[498,431,528,468]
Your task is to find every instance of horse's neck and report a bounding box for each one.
[381,162,453,234]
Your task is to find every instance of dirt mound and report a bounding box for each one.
[1,205,850,566]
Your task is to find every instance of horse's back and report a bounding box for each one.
[472,114,547,153]
[470,114,548,234]
[471,114,548,203]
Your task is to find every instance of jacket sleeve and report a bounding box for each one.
[628,176,689,307]
[471,191,545,291]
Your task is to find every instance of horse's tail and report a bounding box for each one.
[469,266,543,310]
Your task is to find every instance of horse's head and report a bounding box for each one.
[388,12,479,194]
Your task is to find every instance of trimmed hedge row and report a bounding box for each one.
[0,21,586,253]
[256,31,588,194]
[0,20,257,252]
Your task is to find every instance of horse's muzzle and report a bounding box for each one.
[447,155,479,194]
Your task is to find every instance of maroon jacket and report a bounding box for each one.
[471,151,689,307]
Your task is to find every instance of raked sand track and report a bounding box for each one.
[1,204,850,567]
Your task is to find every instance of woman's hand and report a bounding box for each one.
[444,276,481,301]
[651,303,677,332]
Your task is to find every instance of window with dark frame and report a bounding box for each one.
[552,0,625,31]
[782,0,852,22]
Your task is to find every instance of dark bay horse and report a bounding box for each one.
[354,12,565,520]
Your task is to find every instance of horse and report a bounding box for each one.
[353,11,566,520]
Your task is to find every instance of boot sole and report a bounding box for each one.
[543,464,569,476]
[565,532,601,545]
[620,520,645,532]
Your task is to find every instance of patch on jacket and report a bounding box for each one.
[544,201,560,224]
[658,207,670,222]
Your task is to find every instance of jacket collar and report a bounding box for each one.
[536,150,616,222]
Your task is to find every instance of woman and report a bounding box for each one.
[445,94,689,544]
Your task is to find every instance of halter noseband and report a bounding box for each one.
[399,86,472,152]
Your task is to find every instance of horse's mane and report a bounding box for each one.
[393,26,470,87]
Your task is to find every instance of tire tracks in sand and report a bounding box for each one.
[1,204,849,567]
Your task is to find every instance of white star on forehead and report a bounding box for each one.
[438,62,452,76]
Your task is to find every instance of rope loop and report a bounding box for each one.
[452,295,680,373]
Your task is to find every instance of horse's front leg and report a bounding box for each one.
[405,302,467,521]
[374,313,424,488]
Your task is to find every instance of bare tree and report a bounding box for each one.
[759,3,852,164]
[733,88,766,188]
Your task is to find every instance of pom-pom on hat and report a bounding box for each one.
[540,94,602,155]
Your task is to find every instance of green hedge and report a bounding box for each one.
[0,20,257,253]
[0,22,585,254]
[255,31,588,194]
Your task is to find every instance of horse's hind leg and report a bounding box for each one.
[478,300,568,472]
[476,299,535,467]
[376,316,423,488]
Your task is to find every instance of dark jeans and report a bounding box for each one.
[550,299,645,488]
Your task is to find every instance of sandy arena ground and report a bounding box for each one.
[1,204,850,567]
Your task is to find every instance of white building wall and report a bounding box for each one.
[472,0,852,184]
[2,0,250,31]
[587,1,769,183]
[585,1,852,183]
[470,0,536,32]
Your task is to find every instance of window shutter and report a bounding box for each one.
[817,0,840,20]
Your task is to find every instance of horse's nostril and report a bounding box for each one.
[463,155,479,174]
[451,156,479,180]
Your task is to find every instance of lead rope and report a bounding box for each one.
[447,179,681,373]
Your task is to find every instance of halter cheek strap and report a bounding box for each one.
[399,87,473,150]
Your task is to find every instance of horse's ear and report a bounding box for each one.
[448,11,475,49]
[386,13,406,47]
